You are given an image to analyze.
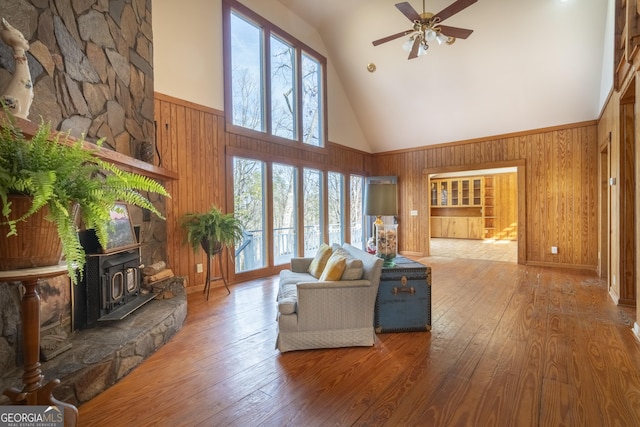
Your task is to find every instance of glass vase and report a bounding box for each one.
[375,223,398,267]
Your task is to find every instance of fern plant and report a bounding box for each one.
[0,113,170,283]
[181,205,244,256]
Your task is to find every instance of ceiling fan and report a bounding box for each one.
[372,0,477,60]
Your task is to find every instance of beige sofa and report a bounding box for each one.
[275,243,384,352]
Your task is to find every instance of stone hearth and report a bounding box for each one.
[0,278,186,406]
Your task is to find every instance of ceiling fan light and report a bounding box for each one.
[402,38,414,52]
[425,29,437,42]
[436,32,448,45]
[418,42,429,56]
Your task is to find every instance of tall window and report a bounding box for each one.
[271,36,296,140]
[301,53,323,146]
[224,0,326,147]
[303,168,323,256]
[273,163,298,265]
[229,13,263,131]
[350,175,365,249]
[233,157,266,272]
[328,172,344,245]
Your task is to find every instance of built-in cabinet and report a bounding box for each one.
[430,177,482,207]
[430,174,517,240]
[430,177,484,239]
[483,176,495,239]
[431,216,484,239]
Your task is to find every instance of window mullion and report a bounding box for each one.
[295,48,303,144]
[264,28,272,136]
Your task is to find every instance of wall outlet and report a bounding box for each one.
[551,246,558,254]
[410,210,418,216]
[613,275,616,286]
[196,263,203,273]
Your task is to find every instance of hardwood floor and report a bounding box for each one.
[77,257,640,426]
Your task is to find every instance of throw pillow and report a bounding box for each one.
[331,245,364,280]
[308,243,332,278]
[341,257,364,280]
[319,252,346,281]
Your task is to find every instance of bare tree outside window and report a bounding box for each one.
[303,168,322,255]
[230,13,263,131]
[350,175,365,249]
[273,164,297,264]
[302,53,322,146]
[328,172,344,245]
[233,157,266,272]
[271,36,296,139]
[227,7,325,146]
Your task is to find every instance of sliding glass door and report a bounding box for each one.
[232,156,364,273]
[303,168,323,256]
[273,163,298,265]
[233,157,266,273]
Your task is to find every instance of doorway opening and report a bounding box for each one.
[425,162,525,264]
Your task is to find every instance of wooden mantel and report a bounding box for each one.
[2,113,178,181]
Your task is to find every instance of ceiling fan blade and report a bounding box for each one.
[408,37,421,59]
[433,0,477,22]
[438,25,473,39]
[372,30,412,46]
[395,2,421,22]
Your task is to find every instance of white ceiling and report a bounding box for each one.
[274,0,610,152]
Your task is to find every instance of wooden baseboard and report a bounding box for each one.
[617,298,637,307]
[609,289,620,305]
[525,260,597,274]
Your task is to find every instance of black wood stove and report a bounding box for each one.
[72,206,155,329]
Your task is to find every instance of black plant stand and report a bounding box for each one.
[203,248,229,300]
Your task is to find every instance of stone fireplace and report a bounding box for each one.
[0,0,185,407]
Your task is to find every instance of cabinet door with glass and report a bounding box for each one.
[450,180,459,206]
[431,180,449,206]
[457,178,483,206]
[472,178,482,205]
[431,177,482,207]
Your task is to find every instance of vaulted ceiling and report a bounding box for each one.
[274,0,610,152]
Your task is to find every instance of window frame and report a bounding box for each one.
[327,171,345,246]
[222,0,328,148]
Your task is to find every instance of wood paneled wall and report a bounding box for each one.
[372,123,599,269]
[154,94,226,292]
[156,91,599,287]
[154,93,372,291]
[493,173,518,240]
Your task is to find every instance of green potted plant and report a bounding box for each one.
[181,205,244,256]
[181,205,244,297]
[0,113,170,283]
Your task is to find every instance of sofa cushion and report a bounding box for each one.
[279,270,317,287]
[319,252,346,281]
[278,284,298,314]
[331,244,364,280]
[308,243,332,278]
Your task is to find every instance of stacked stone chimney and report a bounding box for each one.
[0,0,154,157]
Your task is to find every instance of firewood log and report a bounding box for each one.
[143,261,166,276]
[143,268,174,284]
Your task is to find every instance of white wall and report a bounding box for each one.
[599,0,615,111]
[152,0,371,152]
